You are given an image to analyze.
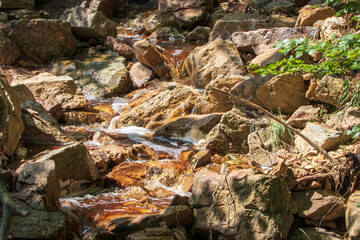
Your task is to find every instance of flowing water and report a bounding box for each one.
[56,33,207,237]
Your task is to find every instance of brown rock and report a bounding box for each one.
[0,76,24,156]
[296,5,336,27]
[249,48,285,75]
[219,2,248,12]
[11,73,87,110]
[292,189,345,221]
[315,75,344,107]
[3,19,77,64]
[287,105,321,129]
[80,0,121,19]
[163,205,193,227]
[191,150,211,169]
[346,191,360,240]
[185,38,246,88]
[62,111,100,126]
[0,0,34,9]
[314,17,347,41]
[105,36,135,61]
[105,162,149,188]
[326,107,360,131]
[186,26,211,41]
[144,10,180,33]
[0,29,20,65]
[149,27,184,40]
[133,39,172,80]
[129,62,157,88]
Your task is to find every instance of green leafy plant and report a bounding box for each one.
[345,124,360,139]
[270,120,293,147]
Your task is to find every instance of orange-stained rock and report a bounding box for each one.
[93,105,115,122]
[63,111,100,126]
[295,5,336,27]
[105,162,149,188]
[133,39,172,80]
[105,36,135,61]
[113,84,200,129]
[191,150,211,170]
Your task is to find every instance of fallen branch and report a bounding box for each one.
[210,88,337,164]
[0,171,29,240]
[286,173,333,190]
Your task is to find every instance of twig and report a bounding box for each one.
[286,173,333,190]
[209,88,337,164]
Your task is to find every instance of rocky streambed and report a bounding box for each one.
[0,0,360,240]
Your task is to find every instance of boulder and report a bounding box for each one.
[185,38,246,88]
[219,1,248,12]
[0,29,20,65]
[3,19,77,64]
[112,84,200,129]
[346,191,360,240]
[250,0,272,8]
[191,150,211,169]
[163,205,193,227]
[326,107,360,131]
[158,0,213,27]
[30,142,98,195]
[248,48,285,75]
[0,0,34,9]
[9,205,66,240]
[186,26,211,41]
[130,62,157,88]
[144,10,180,33]
[105,162,149,188]
[292,189,346,221]
[315,75,344,107]
[14,160,59,211]
[256,74,308,114]
[294,122,350,152]
[11,73,87,110]
[265,0,296,13]
[199,108,259,154]
[149,27,184,40]
[209,13,269,41]
[232,27,320,55]
[105,36,135,61]
[194,75,246,114]
[80,0,122,19]
[133,39,172,81]
[206,10,230,28]
[314,17,347,41]
[154,113,222,140]
[287,105,321,129]
[51,48,132,98]
[191,168,297,239]
[60,6,116,40]
[20,101,73,144]
[296,5,336,27]
[0,76,24,156]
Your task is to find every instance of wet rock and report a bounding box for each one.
[199,108,259,154]
[248,48,285,75]
[287,105,321,129]
[128,228,175,240]
[105,162,148,188]
[209,12,269,41]
[191,150,211,169]
[195,76,246,114]
[113,84,199,129]
[232,27,320,55]
[186,26,211,41]
[315,75,344,107]
[154,113,222,141]
[144,10,180,33]
[104,36,135,60]
[256,74,308,114]
[185,38,246,88]
[5,9,41,20]
[158,0,213,27]
[326,107,360,131]
[314,17,347,41]
[51,48,132,97]
[296,5,336,27]
[294,122,350,152]
[0,76,24,156]
[60,6,116,40]
[111,215,163,236]
[265,0,296,13]
[14,160,59,211]
[0,29,20,65]
[288,227,343,240]
[9,204,66,240]
[62,111,100,125]
[292,189,345,221]
[133,39,172,80]
[3,19,77,64]
[346,191,360,240]
[163,205,193,227]
[80,0,122,19]
[191,168,297,239]
[150,27,184,40]
[130,62,157,88]
[21,101,73,144]
[11,73,87,110]
[0,0,34,9]
[30,142,99,195]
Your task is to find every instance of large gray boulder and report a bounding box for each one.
[191,168,297,239]
[60,6,116,40]
[3,19,77,64]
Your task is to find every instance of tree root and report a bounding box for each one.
[0,179,29,240]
